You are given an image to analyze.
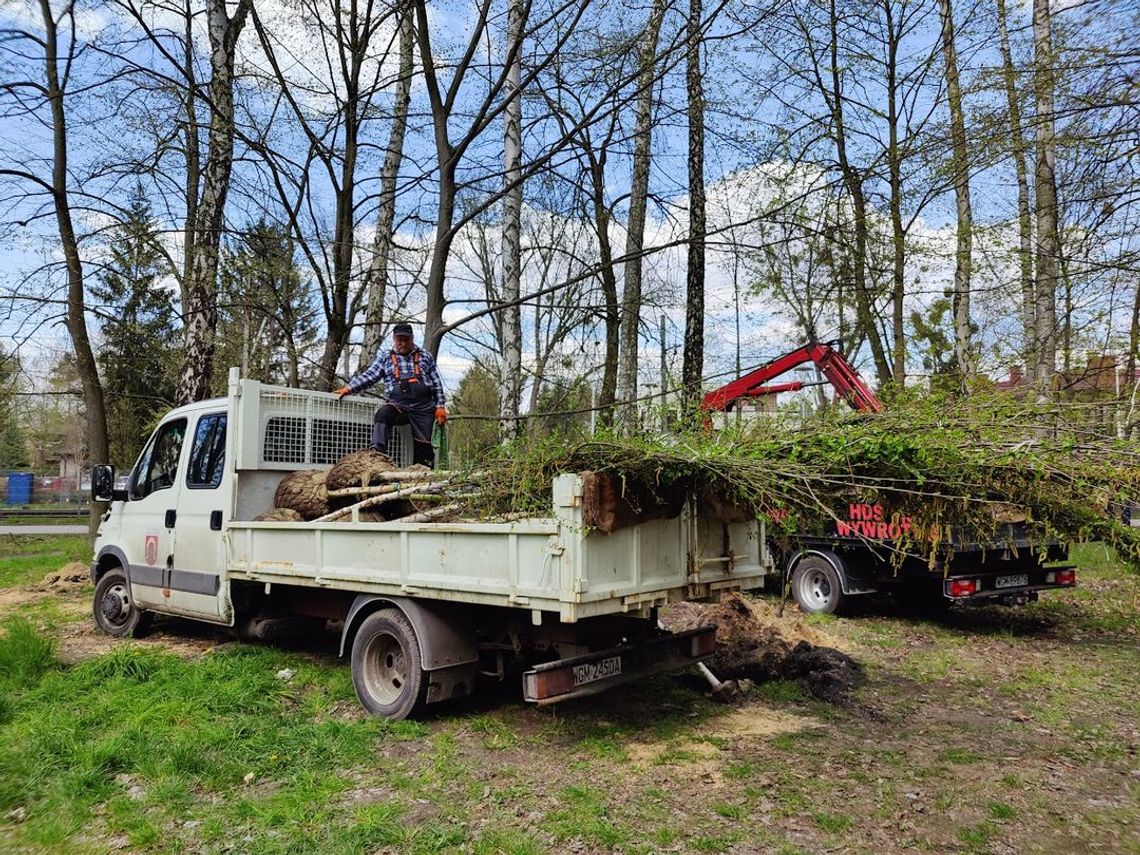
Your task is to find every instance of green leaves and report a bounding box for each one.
[465,394,1140,572]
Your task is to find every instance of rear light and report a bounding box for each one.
[1053,569,1076,586]
[947,578,978,598]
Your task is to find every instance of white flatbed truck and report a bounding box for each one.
[90,371,771,719]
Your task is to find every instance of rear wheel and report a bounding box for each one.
[350,609,428,720]
[93,567,152,637]
[791,557,846,615]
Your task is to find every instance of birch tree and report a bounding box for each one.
[178,0,252,403]
[995,0,1035,376]
[937,0,974,383]
[1032,0,1059,397]
[499,0,526,439]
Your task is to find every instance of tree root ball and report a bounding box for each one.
[325,449,397,491]
[272,469,330,520]
[254,508,305,522]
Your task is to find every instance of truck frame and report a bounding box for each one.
[90,371,770,719]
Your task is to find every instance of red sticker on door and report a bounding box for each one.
[144,534,158,566]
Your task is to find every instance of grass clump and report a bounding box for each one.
[0,617,58,693]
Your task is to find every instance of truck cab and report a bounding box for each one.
[94,398,233,631]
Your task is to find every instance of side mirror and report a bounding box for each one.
[91,464,116,502]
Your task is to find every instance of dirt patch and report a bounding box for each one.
[663,593,864,704]
[707,706,819,738]
[0,588,44,610]
[55,617,229,665]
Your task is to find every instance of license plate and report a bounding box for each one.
[995,573,1029,589]
[572,656,622,687]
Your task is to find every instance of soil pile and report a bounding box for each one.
[663,593,863,703]
[39,562,91,592]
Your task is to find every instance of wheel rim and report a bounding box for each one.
[100,582,132,628]
[798,568,833,609]
[361,632,408,706]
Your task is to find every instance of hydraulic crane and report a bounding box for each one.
[700,340,883,415]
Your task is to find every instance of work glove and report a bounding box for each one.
[435,407,448,425]
[334,386,352,399]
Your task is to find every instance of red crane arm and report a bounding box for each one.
[699,341,883,414]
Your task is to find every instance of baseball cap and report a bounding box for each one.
[392,322,414,337]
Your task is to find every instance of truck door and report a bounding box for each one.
[167,410,231,622]
[125,417,188,609]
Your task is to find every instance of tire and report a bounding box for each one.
[791,556,846,615]
[350,609,428,720]
[93,567,152,638]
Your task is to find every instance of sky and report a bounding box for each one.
[0,0,1136,409]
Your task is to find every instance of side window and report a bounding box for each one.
[187,413,227,489]
[129,418,188,500]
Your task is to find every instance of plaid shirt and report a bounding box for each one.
[348,347,447,408]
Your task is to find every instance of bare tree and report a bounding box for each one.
[499,0,526,439]
[0,0,109,533]
[995,0,1035,376]
[681,0,707,410]
[248,0,401,389]
[178,0,252,403]
[937,0,974,384]
[360,1,415,369]
[617,0,668,426]
[1032,0,1059,397]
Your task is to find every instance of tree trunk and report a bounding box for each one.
[181,0,199,314]
[1032,0,1058,400]
[682,0,706,412]
[498,0,525,440]
[885,0,906,386]
[938,0,974,385]
[995,0,1035,377]
[828,0,891,385]
[589,157,620,426]
[317,0,369,389]
[1123,282,1140,438]
[360,1,414,370]
[40,0,109,537]
[618,0,667,429]
[178,0,252,403]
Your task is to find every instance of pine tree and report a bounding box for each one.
[0,346,28,469]
[216,219,318,391]
[91,191,179,469]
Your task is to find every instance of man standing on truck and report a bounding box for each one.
[334,322,447,467]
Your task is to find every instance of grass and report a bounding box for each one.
[0,534,90,589]
[0,635,419,852]
[0,537,1137,852]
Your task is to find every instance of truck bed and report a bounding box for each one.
[227,475,768,622]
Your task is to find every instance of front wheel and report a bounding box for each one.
[350,609,428,720]
[93,567,152,637]
[791,557,847,615]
